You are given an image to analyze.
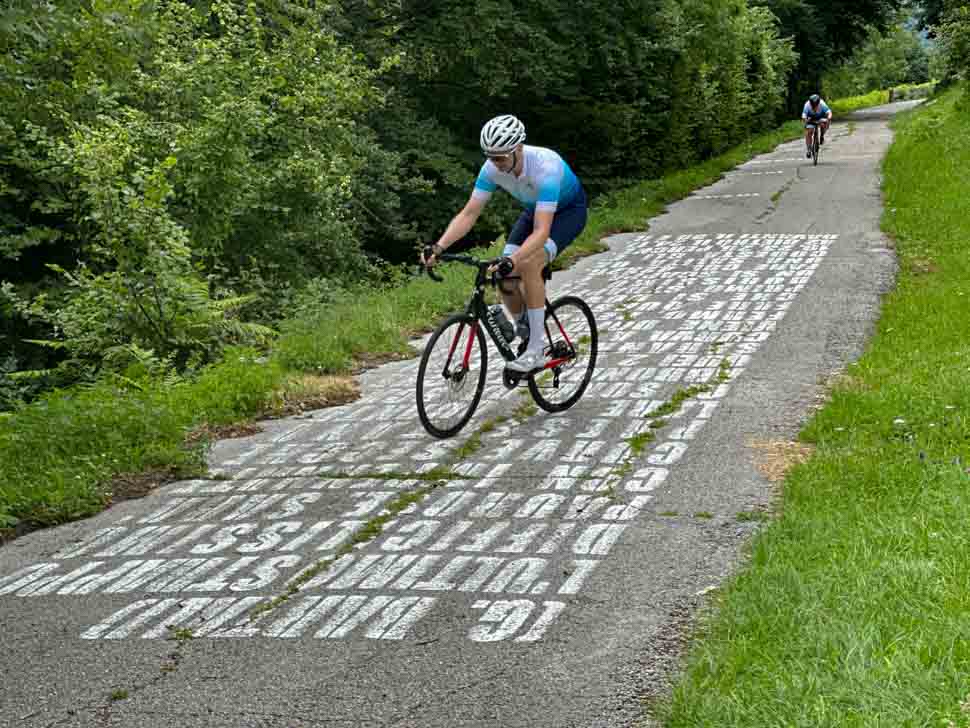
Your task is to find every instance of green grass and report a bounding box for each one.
[827,82,937,117]
[275,245,504,373]
[735,510,769,523]
[647,360,731,421]
[657,85,970,728]
[626,429,657,455]
[512,396,538,424]
[770,178,794,205]
[0,348,283,530]
[829,89,891,115]
[620,361,731,471]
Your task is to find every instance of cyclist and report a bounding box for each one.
[802,94,832,158]
[422,114,588,374]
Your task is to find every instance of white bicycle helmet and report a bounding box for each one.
[480,114,526,155]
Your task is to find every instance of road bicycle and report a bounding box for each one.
[807,119,825,166]
[416,253,597,438]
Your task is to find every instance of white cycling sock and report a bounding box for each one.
[527,308,545,355]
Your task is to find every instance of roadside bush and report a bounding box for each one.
[0,1,414,375]
[892,81,939,100]
[13,132,274,378]
[829,89,891,115]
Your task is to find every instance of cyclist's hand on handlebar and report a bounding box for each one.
[421,244,446,281]
[421,244,442,268]
[488,256,514,277]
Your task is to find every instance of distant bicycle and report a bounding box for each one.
[416,253,597,438]
[802,94,831,166]
[808,121,823,166]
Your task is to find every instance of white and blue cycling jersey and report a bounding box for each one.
[472,145,582,214]
[802,99,831,120]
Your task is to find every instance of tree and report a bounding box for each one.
[935,1,970,81]
[0,0,406,381]
[916,0,949,31]
[752,0,904,107]
[823,21,932,97]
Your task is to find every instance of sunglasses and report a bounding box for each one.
[486,152,514,163]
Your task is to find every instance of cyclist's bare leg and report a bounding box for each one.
[515,244,550,360]
[499,283,525,321]
[515,244,548,311]
[500,244,546,318]
[804,125,813,154]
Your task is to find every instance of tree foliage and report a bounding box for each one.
[934,1,970,83]
[823,21,933,97]
[0,0,912,402]
[1,0,400,381]
[917,0,949,31]
[332,0,795,200]
[752,0,904,106]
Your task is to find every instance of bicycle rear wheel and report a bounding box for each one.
[528,295,597,413]
[416,314,488,438]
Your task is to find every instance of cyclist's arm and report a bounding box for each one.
[434,196,486,252]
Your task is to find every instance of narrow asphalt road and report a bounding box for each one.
[0,100,919,728]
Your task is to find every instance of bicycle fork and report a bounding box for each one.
[443,321,477,379]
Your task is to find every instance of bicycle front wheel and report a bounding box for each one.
[528,295,597,413]
[416,314,488,438]
[812,132,820,165]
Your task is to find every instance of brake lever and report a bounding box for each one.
[424,264,443,282]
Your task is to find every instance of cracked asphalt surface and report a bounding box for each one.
[0,101,919,728]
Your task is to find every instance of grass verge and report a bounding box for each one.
[0,349,283,532]
[656,84,970,727]
[0,352,356,534]
[828,82,937,116]
[829,88,891,115]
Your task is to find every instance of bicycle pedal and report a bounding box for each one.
[550,341,572,358]
[502,369,523,389]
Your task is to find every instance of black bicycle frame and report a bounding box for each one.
[465,263,519,362]
[429,254,577,374]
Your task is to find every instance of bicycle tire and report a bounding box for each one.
[528,295,598,413]
[812,130,820,166]
[416,314,488,438]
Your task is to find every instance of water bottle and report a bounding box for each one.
[515,314,530,342]
[487,304,515,342]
